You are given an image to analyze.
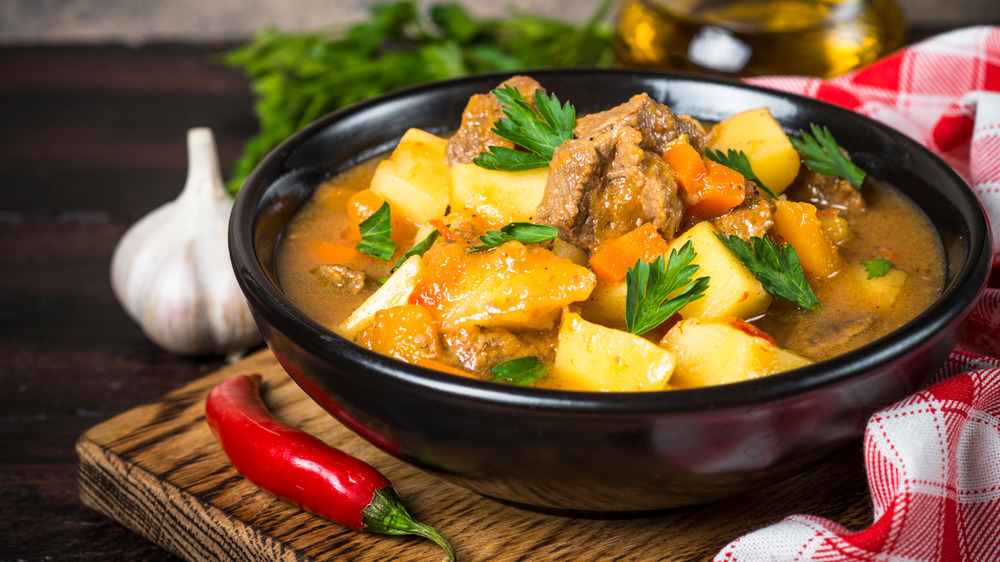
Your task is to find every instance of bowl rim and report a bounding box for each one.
[231,67,992,415]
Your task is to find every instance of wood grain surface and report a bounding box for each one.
[78,349,875,561]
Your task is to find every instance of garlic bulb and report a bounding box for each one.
[111,127,261,360]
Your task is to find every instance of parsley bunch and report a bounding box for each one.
[222,0,616,193]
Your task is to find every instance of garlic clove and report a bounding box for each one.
[111,127,262,359]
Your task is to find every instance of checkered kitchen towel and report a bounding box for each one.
[713,27,1000,562]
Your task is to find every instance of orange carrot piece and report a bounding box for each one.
[662,137,707,196]
[687,159,746,218]
[663,138,745,219]
[416,358,476,379]
[345,189,387,243]
[429,219,457,242]
[310,240,361,265]
[345,188,418,250]
[770,200,845,277]
[588,223,671,284]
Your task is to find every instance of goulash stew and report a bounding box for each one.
[276,76,944,392]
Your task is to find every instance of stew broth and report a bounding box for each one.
[275,83,944,391]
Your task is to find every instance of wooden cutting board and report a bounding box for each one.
[77,349,874,561]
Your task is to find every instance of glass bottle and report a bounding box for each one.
[614,0,906,78]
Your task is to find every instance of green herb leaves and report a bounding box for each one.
[468,222,558,252]
[705,149,779,199]
[490,356,546,386]
[790,124,866,188]
[357,202,395,261]
[625,242,709,335]
[861,257,894,279]
[223,0,616,193]
[392,229,441,271]
[716,234,820,311]
[473,86,576,170]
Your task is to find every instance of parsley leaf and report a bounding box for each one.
[391,229,441,272]
[705,149,779,199]
[468,222,558,252]
[789,124,866,188]
[716,234,821,311]
[861,257,894,279]
[490,356,547,386]
[356,202,395,261]
[625,242,710,335]
[473,86,575,171]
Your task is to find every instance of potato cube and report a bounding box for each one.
[707,108,800,194]
[370,128,451,224]
[449,163,549,223]
[411,241,596,331]
[334,255,423,339]
[660,317,812,387]
[845,263,909,309]
[669,221,772,320]
[550,312,675,392]
[576,279,628,331]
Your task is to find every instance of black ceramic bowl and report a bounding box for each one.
[230,69,991,514]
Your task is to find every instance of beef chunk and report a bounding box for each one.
[442,325,556,376]
[311,264,366,294]
[707,185,776,241]
[785,163,866,213]
[535,94,694,253]
[573,93,708,153]
[445,75,544,165]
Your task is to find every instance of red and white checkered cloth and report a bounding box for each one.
[713,27,1000,562]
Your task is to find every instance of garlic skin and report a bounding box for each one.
[111,127,261,359]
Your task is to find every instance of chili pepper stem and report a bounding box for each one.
[363,487,456,561]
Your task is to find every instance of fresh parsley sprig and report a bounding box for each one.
[716,234,821,311]
[468,222,558,252]
[490,356,547,386]
[222,0,617,193]
[391,229,441,272]
[789,124,866,188]
[705,149,779,199]
[473,86,576,171]
[625,242,710,335]
[861,257,894,279]
[356,202,395,261]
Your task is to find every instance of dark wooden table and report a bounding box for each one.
[0,27,955,560]
[1,44,254,561]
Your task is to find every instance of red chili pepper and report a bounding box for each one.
[205,374,455,560]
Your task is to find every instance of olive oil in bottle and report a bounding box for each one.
[614,0,906,78]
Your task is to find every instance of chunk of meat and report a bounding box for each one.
[707,185,776,241]
[311,264,366,294]
[535,94,694,253]
[573,93,708,153]
[785,162,866,213]
[787,313,876,361]
[445,75,544,165]
[442,325,557,376]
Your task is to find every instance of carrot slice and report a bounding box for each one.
[770,200,845,277]
[687,159,746,218]
[662,137,708,196]
[588,223,670,284]
[310,240,361,265]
